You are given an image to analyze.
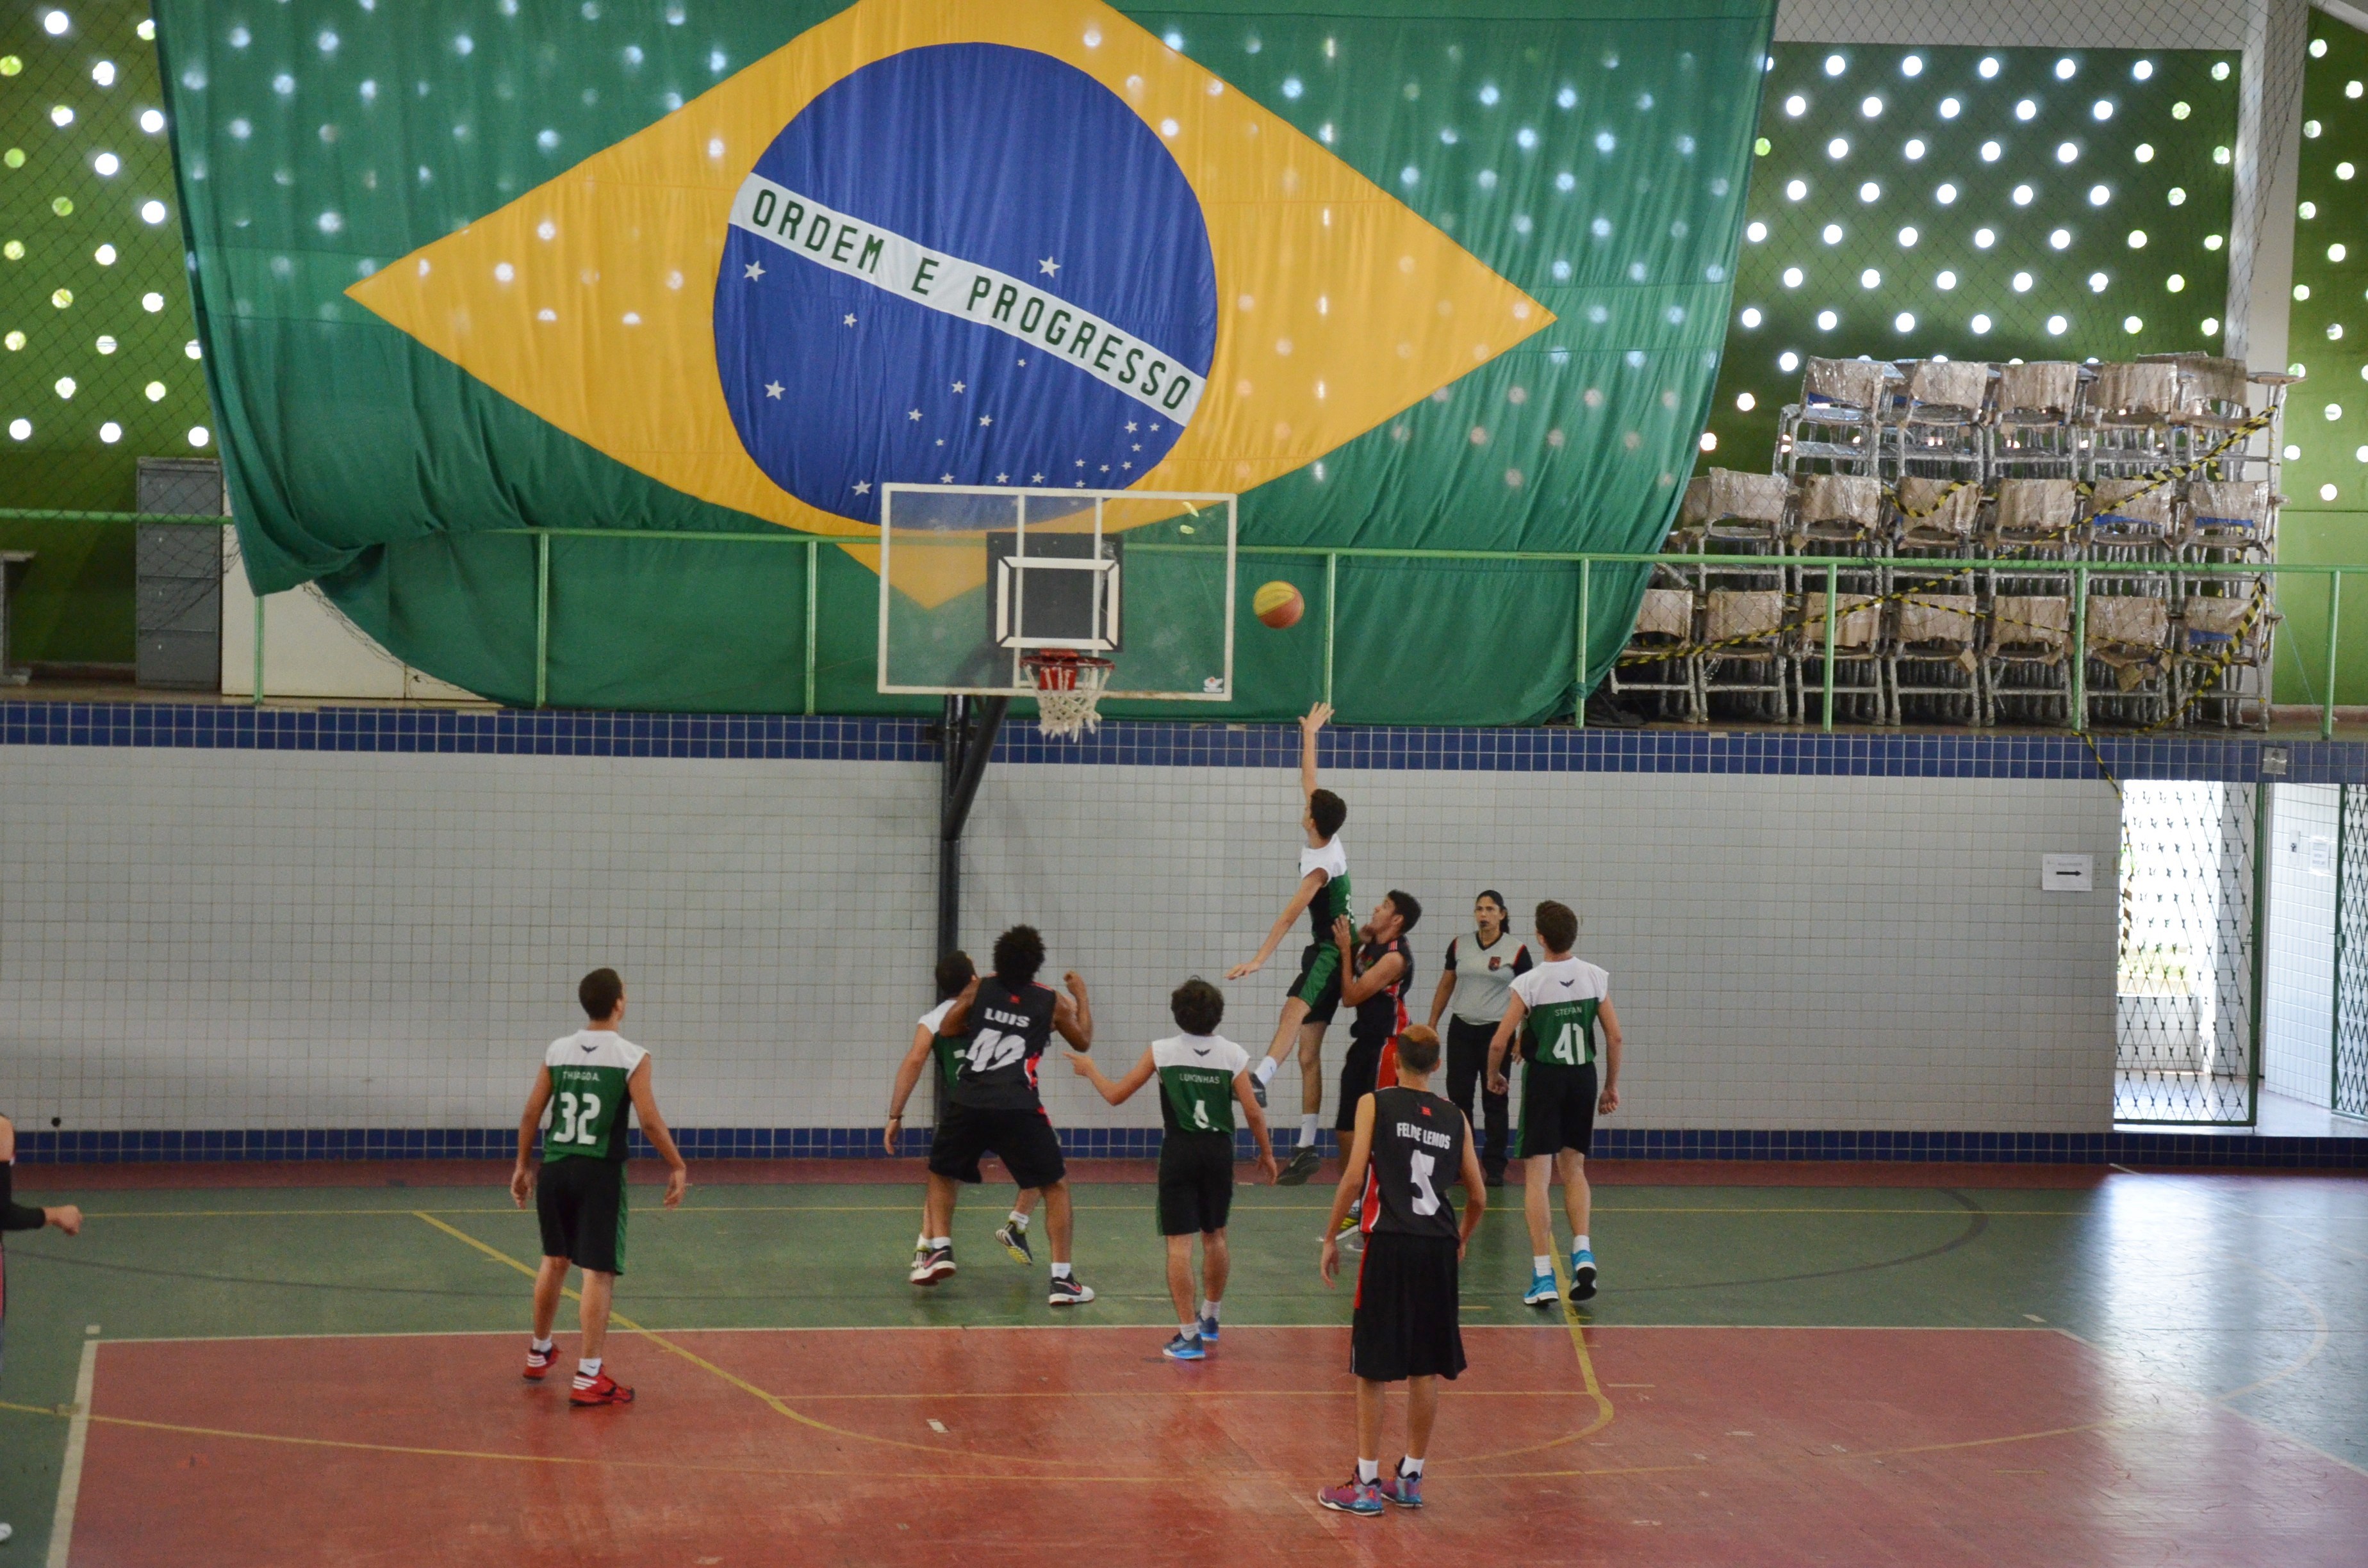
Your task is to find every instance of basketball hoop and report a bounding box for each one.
[1023,650,1114,741]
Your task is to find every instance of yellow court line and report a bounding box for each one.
[1448,1250,1616,1467]
[409,1211,1076,1467]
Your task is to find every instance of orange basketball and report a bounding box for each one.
[1253,580,1305,630]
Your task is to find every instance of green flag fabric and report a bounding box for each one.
[156,0,1773,720]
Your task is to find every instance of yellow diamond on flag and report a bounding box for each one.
[349,0,1550,604]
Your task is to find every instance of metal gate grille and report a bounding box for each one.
[2335,787,2368,1118]
[2116,783,2260,1125]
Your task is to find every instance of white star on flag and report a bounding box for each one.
[764,381,784,398]
[1032,473,1045,482]
[1125,421,1139,433]
[997,473,1010,483]
[852,480,871,494]
[843,313,856,326]
[951,381,966,393]
[908,409,921,421]
[743,261,764,281]
[940,472,954,482]
[1039,257,1060,277]
[1099,464,1110,473]
[979,415,992,427]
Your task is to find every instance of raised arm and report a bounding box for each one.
[1299,701,1332,799]
[1486,993,1529,1096]
[1335,918,1403,1006]
[627,1057,690,1209]
[1596,999,1623,1115]
[935,973,982,1037]
[885,1022,939,1155]
[1318,1092,1378,1285]
[1054,971,1094,1050]
[1069,1045,1154,1106]
[509,1065,555,1207]
[1228,868,1326,979]
[1233,1070,1281,1185]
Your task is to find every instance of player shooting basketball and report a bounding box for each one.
[1228,702,1349,1183]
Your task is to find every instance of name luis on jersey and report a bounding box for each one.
[982,1006,1033,1032]
[1394,1121,1453,1150]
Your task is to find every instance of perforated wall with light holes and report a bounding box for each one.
[2274,12,2368,706]
[1697,43,2237,471]
[0,1,206,665]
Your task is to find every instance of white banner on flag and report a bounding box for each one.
[728,175,1205,426]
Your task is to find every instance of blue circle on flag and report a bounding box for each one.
[715,44,1219,525]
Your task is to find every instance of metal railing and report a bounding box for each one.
[8,507,2358,736]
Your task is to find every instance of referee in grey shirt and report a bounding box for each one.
[1424,890,1531,1186]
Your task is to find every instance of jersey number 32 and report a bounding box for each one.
[551,1090,604,1147]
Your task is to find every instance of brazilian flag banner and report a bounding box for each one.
[155,0,1773,721]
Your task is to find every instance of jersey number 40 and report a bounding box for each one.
[964,1029,1027,1075]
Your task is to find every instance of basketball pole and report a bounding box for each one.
[937,692,1011,961]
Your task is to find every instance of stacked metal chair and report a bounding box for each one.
[1625,353,2294,731]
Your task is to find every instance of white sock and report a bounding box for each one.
[916,1230,928,1250]
[1051,1262,1073,1280]
[1299,1113,1320,1145]
[530,1336,554,1354]
[1253,1057,1277,1087]
[930,1236,950,1251]
[1201,1298,1220,1321]
[1400,1457,1424,1478]
[577,1357,602,1378]
[1181,1321,1200,1341]
[1533,1254,1552,1276]
[1007,1210,1029,1230]
[1356,1458,1380,1484]
[1574,1234,1591,1256]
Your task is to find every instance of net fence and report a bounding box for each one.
[2116,779,2258,1123]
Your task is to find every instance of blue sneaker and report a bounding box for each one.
[1523,1270,1559,1307]
[1198,1315,1221,1342]
[1162,1332,1206,1362]
[1570,1248,1598,1302]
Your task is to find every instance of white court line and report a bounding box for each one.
[45,1338,95,1568]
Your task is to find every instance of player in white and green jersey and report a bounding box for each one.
[1069,977,1279,1360]
[509,968,689,1407]
[1486,902,1623,1309]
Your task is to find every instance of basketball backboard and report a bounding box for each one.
[877,486,1236,701]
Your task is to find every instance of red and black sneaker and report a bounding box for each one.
[570,1369,635,1407]
[522,1342,561,1381]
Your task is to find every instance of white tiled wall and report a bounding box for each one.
[2263,783,2338,1108]
[0,747,2121,1135]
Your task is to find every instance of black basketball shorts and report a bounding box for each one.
[928,1101,1068,1191]
[1156,1132,1235,1236]
[536,1156,629,1275]
[1515,1059,1599,1160]
[1350,1232,1466,1383]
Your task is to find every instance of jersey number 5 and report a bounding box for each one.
[1408,1150,1442,1216]
[552,1090,602,1147]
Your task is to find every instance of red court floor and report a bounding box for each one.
[69,1323,2368,1567]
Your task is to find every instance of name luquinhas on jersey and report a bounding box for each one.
[728,175,1203,423]
[1395,1121,1454,1150]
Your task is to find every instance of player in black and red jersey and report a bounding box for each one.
[1326,890,1421,1196]
[917,925,1098,1306]
[1317,1025,1484,1515]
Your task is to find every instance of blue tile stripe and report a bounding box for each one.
[15,1126,2363,1168]
[0,701,2358,780]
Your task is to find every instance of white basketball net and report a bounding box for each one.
[1026,654,1112,741]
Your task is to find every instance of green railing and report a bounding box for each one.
[10,508,2351,738]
